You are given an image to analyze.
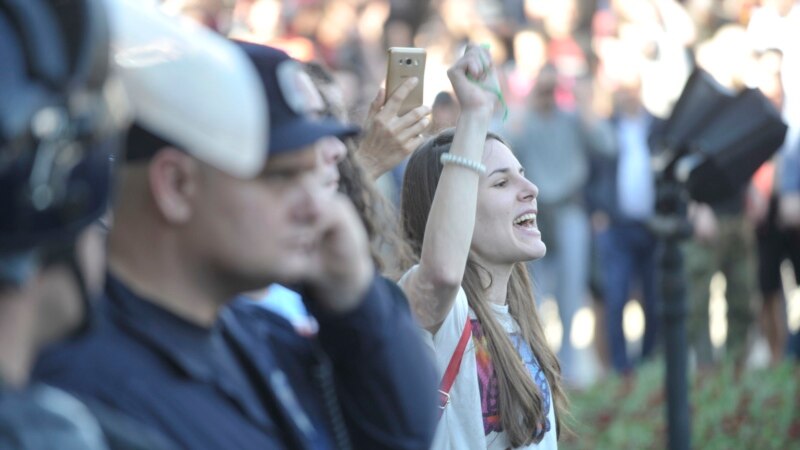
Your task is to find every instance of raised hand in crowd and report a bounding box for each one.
[356,78,431,179]
[400,44,497,331]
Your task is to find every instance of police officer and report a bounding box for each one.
[34,1,437,449]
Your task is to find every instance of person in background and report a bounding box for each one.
[754,48,799,364]
[578,76,615,378]
[684,179,757,367]
[430,91,460,133]
[509,63,614,387]
[772,136,800,361]
[590,75,660,375]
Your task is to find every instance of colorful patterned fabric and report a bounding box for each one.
[472,319,552,441]
[471,318,502,434]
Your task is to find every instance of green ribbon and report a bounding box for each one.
[465,43,508,122]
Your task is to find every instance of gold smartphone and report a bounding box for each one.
[385,47,426,115]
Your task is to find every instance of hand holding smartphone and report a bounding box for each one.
[355,47,429,179]
[385,47,426,116]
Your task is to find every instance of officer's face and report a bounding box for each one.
[190,142,327,289]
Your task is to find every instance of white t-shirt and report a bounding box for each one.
[401,267,558,450]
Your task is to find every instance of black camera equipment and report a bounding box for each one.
[648,67,787,450]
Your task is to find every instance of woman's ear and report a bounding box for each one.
[147,148,199,224]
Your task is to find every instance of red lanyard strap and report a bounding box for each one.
[438,316,472,419]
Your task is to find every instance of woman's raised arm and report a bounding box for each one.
[401,45,498,333]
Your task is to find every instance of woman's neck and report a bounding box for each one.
[474,257,513,306]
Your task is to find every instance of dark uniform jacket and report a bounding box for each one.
[33,273,438,450]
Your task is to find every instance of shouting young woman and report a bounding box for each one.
[399,45,568,450]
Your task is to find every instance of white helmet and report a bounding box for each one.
[103,0,268,178]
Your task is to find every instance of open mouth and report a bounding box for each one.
[513,212,537,229]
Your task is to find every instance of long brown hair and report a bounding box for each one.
[400,128,568,446]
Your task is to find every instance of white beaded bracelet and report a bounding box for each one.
[440,152,487,175]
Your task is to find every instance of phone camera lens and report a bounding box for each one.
[405,58,413,65]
